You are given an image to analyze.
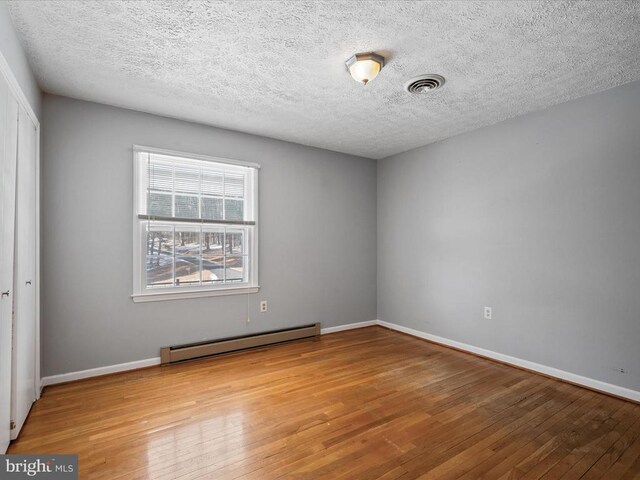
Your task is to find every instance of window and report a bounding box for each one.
[132,146,259,302]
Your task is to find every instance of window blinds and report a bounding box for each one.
[137,151,256,225]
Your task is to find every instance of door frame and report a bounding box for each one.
[0,51,41,401]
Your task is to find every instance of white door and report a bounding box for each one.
[11,104,37,440]
[0,74,19,453]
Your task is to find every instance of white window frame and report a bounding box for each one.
[131,145,259,302]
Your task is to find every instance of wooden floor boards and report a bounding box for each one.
[8,326,640,479]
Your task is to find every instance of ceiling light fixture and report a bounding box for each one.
[345,52,385,85]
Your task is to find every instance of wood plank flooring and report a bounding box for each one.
[9,326,640,479]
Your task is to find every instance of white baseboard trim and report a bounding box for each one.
[321,320,378,335]
[41,357,161,387]
[42,320,637,403]
[377,320,640,403]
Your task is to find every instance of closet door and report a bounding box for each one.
[11,104,37,440]
[0,74,19,453]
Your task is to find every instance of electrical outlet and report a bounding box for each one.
[260,300,268,313]
[484,306,492,320]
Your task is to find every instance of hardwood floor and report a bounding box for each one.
[9,326,640,479]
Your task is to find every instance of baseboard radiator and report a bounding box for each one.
[160,323,321,365]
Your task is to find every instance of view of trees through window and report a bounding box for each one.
[145,225,247,288]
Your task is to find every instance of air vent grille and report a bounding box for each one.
[404,74,445,94]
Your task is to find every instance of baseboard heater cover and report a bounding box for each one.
[160,323,321,364]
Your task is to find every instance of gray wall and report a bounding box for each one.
[378,80,640,392]
[41,95,377,376]
[0,0,40,118]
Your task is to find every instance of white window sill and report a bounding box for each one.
[131,286,260,303]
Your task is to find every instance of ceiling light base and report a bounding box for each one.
[346,52,385,85]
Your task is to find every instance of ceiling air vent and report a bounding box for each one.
[404,74,445,94]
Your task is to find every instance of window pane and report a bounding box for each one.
[225,256,246,283]
[175,256,201,286]
[148,192,172,216]
[146,256,174,288]
[148,161,172,192]
[146,226,174,288]
[174,165,199,194]
[175,195,199,218]
[146,226,173,255]
[224,172,245,198]
[202,255,224,283]
[202,196,223,220]
[201,230,224,255]
[174,228,200,255]
[225,230,244,255]
[202,170,224,196]
[225,199,243,221]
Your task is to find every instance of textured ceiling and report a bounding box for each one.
[7,1,640,159]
